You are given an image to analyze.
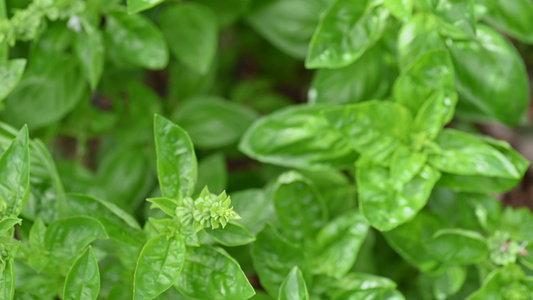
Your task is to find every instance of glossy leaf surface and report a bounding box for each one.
[0,59,26,101]
[279,267,309,300]
[63,247,100,300]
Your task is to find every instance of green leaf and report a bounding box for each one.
[29,217,46,252]
[390,147,427,185]
[0,59,26,101]
[0,217,21,236]
[311,211,369,277]
[467,264,530,300]
[230,189,274,236]
[484,0,533,44]
[0,126,29,217]
[393,49,456,134]
[308,43,396,105]
[431,0,476,39]
[424,229,488,264]
[127,0,164,14]
[306,0,389,68]
[279,267,309,300]
[104,12,168,70]
[447,25,529,126]
[251,225,310,297]
[45,217,108,265]
[134,234,186,300]
[154,114,198,198]
[159,3,217,74]
[382,211,444,272]
[384,0,413,22]
[332,288,405,300]
[147,198,178,218]
[273,171,327,245]
[429,129,523,179]
[418,266,467,300]
[206,222,255,247]
[0,0,5,62]
[196,153,227,195]
[498,207,533,241]
[172,96,258,149]
[0,258,14,300]
[245,0,333,59]
[63,247,100,300]
[174,245,255,300]
[73,21,104,90]
[239,105,358,169]
[322,101,413,165]
[397,13,444,68]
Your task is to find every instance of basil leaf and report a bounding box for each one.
[196,153,227,195]
[447,25,529,126]
[418,266,467,300]
[308,43,396,105]
[0,0,5,63]
[134,234,186,300]
[230,189,274,236]
[147,197,178,218]
[397,13,444,68]
[273,171,327,245]
[467,264,529,299]
[322,101,413,165]
[498,207,533,241]
[63,247,100,300]
[306,0,389,68]
[251,225,311,297]
[424,229,488,264]
[484,0,533,44]
[29,218,47,252]
[239,105,358,169]
[159,3,217,74]
[154,114,198,198]
[311,211,369,277]
[174,245,255,300]
[390,147,427,185]
[206,222,255,247]
[0,258,14,300]
[245,0,332,59]
[104,12,168,70]
[127,0,164,14]
[73,20,104,90]
[279,267,309,300]
[0,217,21,236]
[384,0,413,22]
[431,0,476,39]
[0,59,26,101]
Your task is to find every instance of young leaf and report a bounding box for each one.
[424,229,488,265]
[306,0,389,68]
[45,217,108,265]
[205,222,255,247]
[29,217,47,251]
[322,101,413,165]
[154,114,198,199]
[390,147,427,186]
[63,247,100,300]
[134,234,186,300]
[104,12,168,70]
[174,245,255,300]
[159,3,217,74]
[0,217,21,236]
[73,21,104,90]
[484,0,533,44]
[0,258,14,300]
[447,25,529,126]
[251,225,311,297]
[239,105,358,169]
[279,267,309,300]
[0,125,29,217]
[0,59,26,101]
[127,0,164,14]
[466,264,527,300]
[147,197,178,218]
[384,0,414,22]
[273,171,327,245]
[397,13,444,67]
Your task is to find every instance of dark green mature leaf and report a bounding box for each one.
[206,222,255,247]
[127,0,164,14]
[0,126,29,217]
[196,153,227,195]
[397,13,444,68]
[279,267,309,300]
[419,266,467,300]
[484,0,533,44]
[322,101,413,165]
[159,3,217,74]
[105,12,168,70]
[239,105,358,169]
[384,0,413,22]
[174,245,255,300]
[251,225,310,297]
[424,229,488,264]
[383,212,444,272]
[172,96,258,149]
[45,217,108,265]
[447,25,529,126]
[246,0,333,59]
[429,129,523,179]
[393,50,456,134]
[63,247,100,300]
[73,21,104,90]
[0,258,14,300]
[308,43,395,105]
[154,114,198,198]
[312,211,369,277]
[273,171,327,245]
[134,234,186,300]
[0,59,26,101]
[306,0,389,68]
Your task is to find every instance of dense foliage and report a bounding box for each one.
[0,0,533,299]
